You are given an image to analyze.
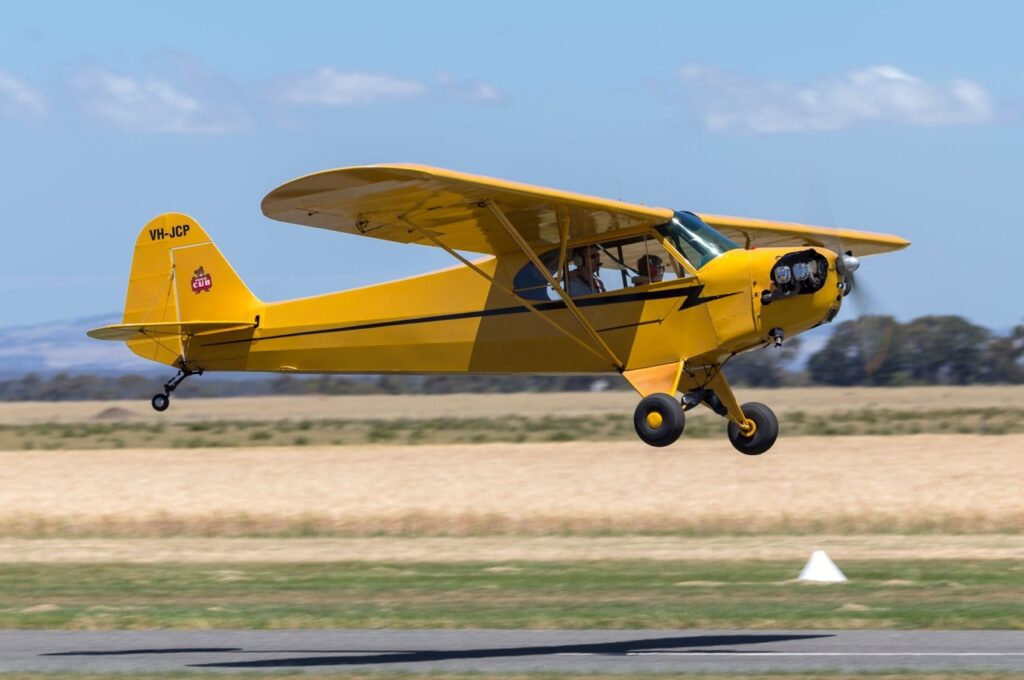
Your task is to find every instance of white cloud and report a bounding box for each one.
[0,69,46,117]
[73,67,249,133]
[273,67,427,106]
[679,63,994,133]
[468,82,503,102]
[270,67,503,107]
[435,71,504,103]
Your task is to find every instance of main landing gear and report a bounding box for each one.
[633,393,686,447]
[632,390,779,455]
[726,401,779,455]
[150,368,202,412]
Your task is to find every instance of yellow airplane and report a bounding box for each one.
[88,165,908,454]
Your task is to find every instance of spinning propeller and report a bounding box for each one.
[805,177,893,377]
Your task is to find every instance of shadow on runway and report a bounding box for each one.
[44,633,834,669]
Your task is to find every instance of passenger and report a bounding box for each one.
[568,246,605,296]
[632,254,665,286]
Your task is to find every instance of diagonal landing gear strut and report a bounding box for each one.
[151,368,203,412]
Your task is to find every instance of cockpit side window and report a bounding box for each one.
[577,235,686,293]
[511,233,689,301]
[512,248,561,300]
[611,234,686,288]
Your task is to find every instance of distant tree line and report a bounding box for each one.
[727,316,1023,387]
[0,316,1019,400]
[0,372,618,401]
[806,316,1023,386]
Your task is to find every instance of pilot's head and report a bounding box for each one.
[637,254,664,283]
[574,246,601,274]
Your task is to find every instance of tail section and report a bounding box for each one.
[116,213,260,367]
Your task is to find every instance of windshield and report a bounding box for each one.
[657,211,740,269]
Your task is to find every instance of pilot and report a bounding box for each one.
[568,246,605,296]
[632,254,665,286]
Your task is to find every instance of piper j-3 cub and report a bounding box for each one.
[88,165,909,455]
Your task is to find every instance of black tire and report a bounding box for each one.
[727,401,778,455]
[633,393,686,447]
[151,393,170,412]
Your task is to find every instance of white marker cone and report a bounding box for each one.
[798,550,848,582]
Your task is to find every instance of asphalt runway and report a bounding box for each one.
[2,630,1023,673]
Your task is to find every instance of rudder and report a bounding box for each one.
[123,213,259,366]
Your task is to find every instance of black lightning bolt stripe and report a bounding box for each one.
[679,285,741,310]
[201,284,740,348]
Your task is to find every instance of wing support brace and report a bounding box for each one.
[481,200,624,371]
[396,215,617,369]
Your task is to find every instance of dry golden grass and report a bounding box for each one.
[1,434,1021,537]
[2,385,1022,424]
[4,534,1024,563]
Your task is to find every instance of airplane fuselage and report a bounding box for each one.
[157,242,841,379]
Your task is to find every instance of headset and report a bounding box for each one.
[572,246,601,269]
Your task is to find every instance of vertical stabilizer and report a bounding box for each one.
[122,213,259,366]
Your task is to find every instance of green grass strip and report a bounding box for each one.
[3,407,1023,450]
[2,560,1022,630]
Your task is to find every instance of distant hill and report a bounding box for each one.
[0,314,158,377]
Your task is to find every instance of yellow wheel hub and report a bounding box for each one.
[740,418,757,436]
[646,411,664,429]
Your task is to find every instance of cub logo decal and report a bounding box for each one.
[191,267,213,294]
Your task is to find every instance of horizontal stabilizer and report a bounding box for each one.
[87,321,255,341]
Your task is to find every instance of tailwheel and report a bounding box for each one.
[149,367,202,413]
[633,393,686,447]
[151,393,170,412]
[727,402,779,456]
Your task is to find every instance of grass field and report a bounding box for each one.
[3,407,1022,451]
[0,389,1019,640]
[4,535,1023,563]
[2,560,1022,630]
[1,435,1020,537]
[2,386,1022,424]
[2,387,1020,450]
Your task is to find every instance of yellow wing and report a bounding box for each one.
[698,213,910,256]
[261,164,674,255]
[87,321,256,341]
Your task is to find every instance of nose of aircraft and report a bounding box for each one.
[750,247,843,344]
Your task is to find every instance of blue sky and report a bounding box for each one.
[2,1,1022,330]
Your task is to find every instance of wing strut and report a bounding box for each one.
[482,200,624,370]
[555,215,570,285]
[396,216,618,369]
